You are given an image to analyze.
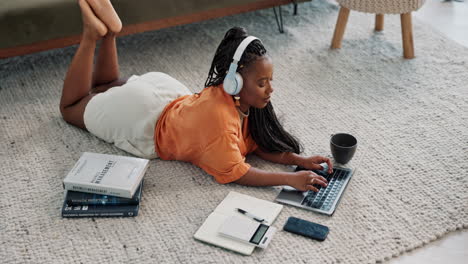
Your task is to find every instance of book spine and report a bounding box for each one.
[63,182,132,198]
[65,198,138,206]
[61,204,139,218]
[62,210,138,218]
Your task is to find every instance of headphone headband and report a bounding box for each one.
[232,36,259,62]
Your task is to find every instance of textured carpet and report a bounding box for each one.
[1,1,467,263]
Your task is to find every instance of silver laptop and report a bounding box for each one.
[275,165,354,216]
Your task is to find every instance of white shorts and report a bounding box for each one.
[83,72,192,159]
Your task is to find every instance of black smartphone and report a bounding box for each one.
[283,217,329,241]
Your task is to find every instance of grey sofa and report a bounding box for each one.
[0,0,306,58]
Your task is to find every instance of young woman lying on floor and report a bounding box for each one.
[60,0,331,191]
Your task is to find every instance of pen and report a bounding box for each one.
[236,208,265,223]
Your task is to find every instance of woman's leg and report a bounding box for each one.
[90,0,126,93]
[91,32,129,93]
[59,0,107,129]
[93,33,119,86]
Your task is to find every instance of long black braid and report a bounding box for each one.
[205,27,303,154]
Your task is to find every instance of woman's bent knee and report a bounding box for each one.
[59,94,94,130]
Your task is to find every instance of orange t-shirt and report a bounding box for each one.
[154,86,258,183]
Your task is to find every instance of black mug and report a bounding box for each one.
[330,133,357,164]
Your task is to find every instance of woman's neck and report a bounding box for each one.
[237,106,249,116]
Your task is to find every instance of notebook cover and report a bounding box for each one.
[193,191,283,255]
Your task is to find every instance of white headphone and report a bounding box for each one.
[223,36,260,95]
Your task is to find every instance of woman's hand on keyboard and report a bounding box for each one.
[299,155,333,174]
[289,170,328,192]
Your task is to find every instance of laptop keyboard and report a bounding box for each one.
[301,168,351,211]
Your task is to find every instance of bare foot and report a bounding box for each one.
[86,0,122,33]
[79,0,107,39]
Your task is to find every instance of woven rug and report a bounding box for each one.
[1,1,467,263]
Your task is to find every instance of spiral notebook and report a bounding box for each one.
[194,191,283,255]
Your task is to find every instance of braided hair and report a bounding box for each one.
[205,27,303,154]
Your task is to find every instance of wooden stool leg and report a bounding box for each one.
[331,7,350,49]
[401,12,415,59]
[375,14,384,31]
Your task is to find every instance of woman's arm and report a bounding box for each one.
[254,148,306,166]
[254,149,333,174]
[234,167,328,192]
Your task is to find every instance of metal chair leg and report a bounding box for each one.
[273,5,284,33]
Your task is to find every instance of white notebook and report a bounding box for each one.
[194,191,283,255]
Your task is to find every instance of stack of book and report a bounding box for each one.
[61,152,149,218]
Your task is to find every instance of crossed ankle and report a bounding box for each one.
[85,0,122,33]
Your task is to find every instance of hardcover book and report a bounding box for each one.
[63,152,149,198]
[65,180,143,206]
[61,181,144,218]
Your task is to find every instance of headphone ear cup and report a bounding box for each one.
[234,72,243,94]
[223,72,237,95]
[223,72,243,95]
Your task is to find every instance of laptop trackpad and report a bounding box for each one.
[277,189,305,204]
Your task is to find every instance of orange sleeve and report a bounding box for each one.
[196,133,251,184]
